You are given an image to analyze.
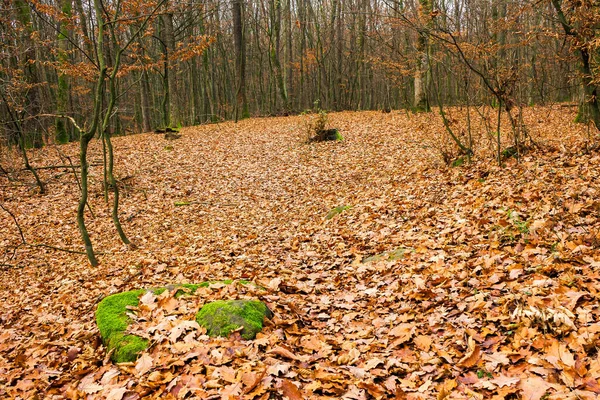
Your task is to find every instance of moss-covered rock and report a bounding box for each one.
[196,300,273,340]
[95,289,148,363]
[95,280,255,363]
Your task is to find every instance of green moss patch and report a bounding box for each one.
[95,289,148,363]
[95,280,255,363]
[326,205,351,220]
[362,247,411,263]
[196,300,273,340]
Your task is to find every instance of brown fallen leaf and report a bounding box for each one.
[221,382,242,399]
[219,365,238,383]
[268,346,299,360]
[105,387,128,400]
[280,379,304,400]
[582,378,600,394]
[490,375,520,388]
[457,336,481,368]
[520,376,551,400]
[135,353,153,376]
[357,381,385,399]
[436,379,457,400]
[414,335,432,352]
[389,323,413,339]
[242,369,266,393]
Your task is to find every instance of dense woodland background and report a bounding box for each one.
[1,0,599,145]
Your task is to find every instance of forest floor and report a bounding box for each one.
[1,106,600,399]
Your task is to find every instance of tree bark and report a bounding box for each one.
[551,0,600,130]
[269,0,288,111]
[414,0,432,112]
[56,0,72,143]
[233,0,249,121]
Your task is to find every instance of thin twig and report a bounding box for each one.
[24,162,102,170]
[0,202,26,243]
[30,243,91,255]
[0,202,95,257]
[37,114,85,133]
[24,164,80,170]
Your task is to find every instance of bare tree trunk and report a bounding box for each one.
[233,0,249,121]
[270,0,288,111]
[551,0,600,130]
[140,69,152,131]
[13,0,43,148]
[414,0,432,112]
[162,11,178,126]
[55,0,72,143]
[285,0,293,110]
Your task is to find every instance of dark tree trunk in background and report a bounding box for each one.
[233,0,249,121]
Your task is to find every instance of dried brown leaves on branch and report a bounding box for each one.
[1,107,600,399]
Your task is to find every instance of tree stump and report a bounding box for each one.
[310,128,343,142]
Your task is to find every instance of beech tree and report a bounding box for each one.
[551,0,600,130]
[233,0,249,121]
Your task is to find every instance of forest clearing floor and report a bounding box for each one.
[1,106,600,399]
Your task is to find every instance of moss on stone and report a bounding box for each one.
[95,289,148,363]
[96,280,259,362]
[196,300,272,340]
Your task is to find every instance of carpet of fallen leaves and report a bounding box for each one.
[1,106,600,400]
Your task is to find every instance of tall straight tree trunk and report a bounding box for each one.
[269,0,288,111]
[329,0,338,109]
[162,11,178,126]
[74,0,93,57]
[13,0,43,148]
[414,0,432,112]
[356,0,367,109]
[232,0,249,121]
[160,32,171,128]
[550,0,600,130]
[140,69,152,132]
[336,0,343,110]
[56,0,72,143]
[285,0,293,110]
[199,10,214,122]
[298,0,306,108]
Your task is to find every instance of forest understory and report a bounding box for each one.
[1,107,600,399]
